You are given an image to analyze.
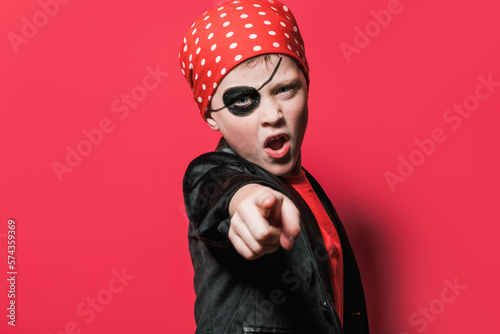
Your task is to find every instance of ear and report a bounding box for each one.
[205,114,220,131]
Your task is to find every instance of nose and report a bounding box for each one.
[259,98,284,126]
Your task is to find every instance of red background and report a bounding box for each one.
[1,0,499,333]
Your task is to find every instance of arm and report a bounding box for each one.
[183,151,300,251]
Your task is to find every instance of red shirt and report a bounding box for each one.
[285,171,344,326]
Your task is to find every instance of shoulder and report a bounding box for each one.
[185,137,243,172]
[183,138,276,190]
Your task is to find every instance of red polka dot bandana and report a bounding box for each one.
[179,0,309,119]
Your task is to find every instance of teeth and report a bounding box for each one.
[266,135,286,147]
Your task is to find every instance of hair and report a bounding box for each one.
[241,54,275,67]
[241,54,310,93]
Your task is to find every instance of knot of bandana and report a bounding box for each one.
[179,0,309,119]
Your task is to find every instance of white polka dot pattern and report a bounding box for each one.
[179,0,308,118]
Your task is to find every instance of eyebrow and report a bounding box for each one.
[271,77,302,90]
[211,57,284,112]
[257,56,283,90]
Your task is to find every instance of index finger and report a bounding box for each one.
[278,198,301,250]
[239,199,282,244]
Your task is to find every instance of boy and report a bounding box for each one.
[180,1,369,333]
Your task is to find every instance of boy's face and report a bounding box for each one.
[206,54,308,177]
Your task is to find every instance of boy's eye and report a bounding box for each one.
[233,96,252,107]
[277,86,291,94]
[222,86,261,117]
[276,85,297,95]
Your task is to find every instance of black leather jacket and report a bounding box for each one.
[183,138,369,334]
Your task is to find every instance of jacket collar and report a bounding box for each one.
[215,137,236,155]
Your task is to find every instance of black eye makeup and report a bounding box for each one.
[218,86,261,116]
[211,57,283,117]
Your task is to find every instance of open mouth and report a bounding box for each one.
[264,134,290,159]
